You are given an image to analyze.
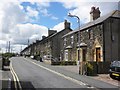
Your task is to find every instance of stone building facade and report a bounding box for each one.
[62,8,120,63]
[21,20,72,60]
[21,7,120,64]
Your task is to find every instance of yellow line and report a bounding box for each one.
[10,61,22,90]
[24,58,89,86]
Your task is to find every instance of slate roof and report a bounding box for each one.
[63,10,120,38]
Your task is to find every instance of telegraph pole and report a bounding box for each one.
[28,39,30,46]
[8,41,10,53]
[6,41,8,53]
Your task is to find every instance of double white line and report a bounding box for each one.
[10,61,22,90]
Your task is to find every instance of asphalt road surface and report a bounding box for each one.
[9,57,119,90]
[10,57,89,89]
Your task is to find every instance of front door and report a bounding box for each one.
[82,49,86,61]
[96,48,101,62]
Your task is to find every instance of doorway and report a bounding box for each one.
[96,47,101,62]
[82,49,86,61]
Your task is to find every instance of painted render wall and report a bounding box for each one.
[104,17,119,62]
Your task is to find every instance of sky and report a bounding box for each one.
[0,0,119,53]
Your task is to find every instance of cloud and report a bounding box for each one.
[0,2,28,53]
[0,2,48,53]
[51,16,58,20]
[0,23,48,53]
[40,8,58,20]
[60,1,119,23]
[40,8,51,16]
[36,1,50,7]
[36,3,58,20]
[12,23,48,44]
[0,2,27,34]
[26,6,39,17]
[52,22,64,32]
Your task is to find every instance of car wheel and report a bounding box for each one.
[110,73,116,80]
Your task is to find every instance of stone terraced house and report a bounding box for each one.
[21,7,119,74]
[21,20,72,61]
[62,7,120,74]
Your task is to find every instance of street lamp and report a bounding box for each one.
[68,13,82,74]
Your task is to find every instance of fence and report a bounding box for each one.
[51,61,77,65]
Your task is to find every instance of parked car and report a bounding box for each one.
[43,55,52,60]
[34,55,43,62]
[30,55,34,59]
[109,60,120,80]
[42,55,57,61]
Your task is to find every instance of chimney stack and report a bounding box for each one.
[90,6,101,21]
[64,20,70,29]
[42,36,46,39]
[48,30,57,36]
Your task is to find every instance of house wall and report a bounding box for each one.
[51,28,72,60]
[118,20,120,60]
[63,24,104,62]
[63,32,78,61]
[104,17,119,62]
[80,24,103,62]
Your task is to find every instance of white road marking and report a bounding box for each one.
[8,78,11,89]
[10,61,22,90]
[24,58,96,88]
[10,63,17,90]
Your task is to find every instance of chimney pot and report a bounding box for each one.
[90,6,101,21]
[64,20,70,29]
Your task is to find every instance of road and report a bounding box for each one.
[10,57,89,89]
[9,57,119,90]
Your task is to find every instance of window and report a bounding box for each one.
[88,29,93,39]
[88,29,91,39]
[64,50,68,61]
[64,38,67,46]
[71,36,74,44]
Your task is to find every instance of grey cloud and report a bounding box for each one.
[1,3,27,34]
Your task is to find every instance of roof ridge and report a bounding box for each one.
[63,10,120,37]
[111,10,118,16]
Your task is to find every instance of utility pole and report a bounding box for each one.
[6,41,8,53]
[8,41,10,53]
[28,39,30,46]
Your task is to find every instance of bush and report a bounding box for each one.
[2,57,10,66]
[2,53,15,58]
[85,62,97,76]
[51,61,76,65]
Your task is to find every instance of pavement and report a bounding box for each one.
[0,66,13,90]
[51,65,120,87]
[31,57,120,88]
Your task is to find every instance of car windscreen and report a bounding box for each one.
[111,61,120,67]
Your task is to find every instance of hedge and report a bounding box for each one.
[51,61,77,65]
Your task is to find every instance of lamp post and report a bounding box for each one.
[68,13,82,74]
